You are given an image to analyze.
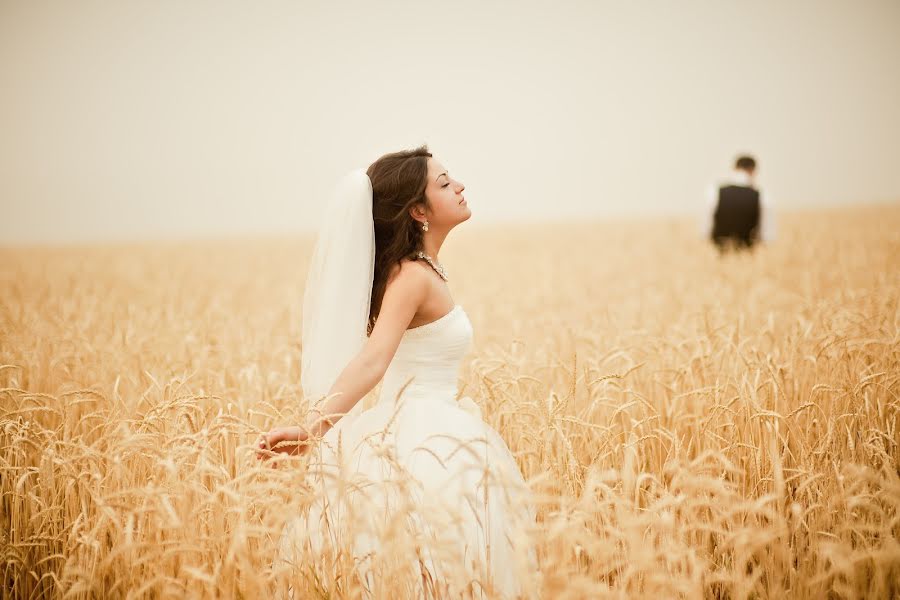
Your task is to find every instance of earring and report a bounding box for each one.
[422,220,429,232]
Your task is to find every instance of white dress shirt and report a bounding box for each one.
[703,170,775,243]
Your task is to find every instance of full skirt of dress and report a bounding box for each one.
[277,394,538,599]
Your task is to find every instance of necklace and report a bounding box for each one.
[416,251,449,281]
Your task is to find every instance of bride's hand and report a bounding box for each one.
[256,425,311,460]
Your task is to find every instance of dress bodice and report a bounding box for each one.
[380,305,472,405]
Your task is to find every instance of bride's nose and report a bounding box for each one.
[456,181,465,193]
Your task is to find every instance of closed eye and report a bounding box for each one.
[441,183,449,188]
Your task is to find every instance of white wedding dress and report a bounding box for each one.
[278,305,537,598]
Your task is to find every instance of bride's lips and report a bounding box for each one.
[459,197,466,205]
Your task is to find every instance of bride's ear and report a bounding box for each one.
[408,202,427,225]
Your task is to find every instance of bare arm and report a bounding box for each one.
[758,190,775,243]
[303,263,429,436]
[258,262,429,457]
[702,184,717,238]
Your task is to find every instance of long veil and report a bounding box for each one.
[301,169,375,419]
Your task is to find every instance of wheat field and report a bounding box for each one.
[2,205,898,599]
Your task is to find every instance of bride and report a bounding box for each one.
[258,147,538,598]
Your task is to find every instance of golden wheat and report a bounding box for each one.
[2,206,898,598]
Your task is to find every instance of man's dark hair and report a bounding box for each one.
[735,155,757,172]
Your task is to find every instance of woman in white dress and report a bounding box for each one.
[258,147,538,598]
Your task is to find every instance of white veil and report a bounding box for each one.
[301,169,375,418]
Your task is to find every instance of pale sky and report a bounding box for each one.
[1,0,899,243]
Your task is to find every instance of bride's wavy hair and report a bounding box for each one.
[366,145,433,334]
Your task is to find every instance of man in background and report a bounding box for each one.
[704,155,775,251]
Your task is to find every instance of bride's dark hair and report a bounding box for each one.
[366,145,433,333]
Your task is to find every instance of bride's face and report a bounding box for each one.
[423,158,470,229]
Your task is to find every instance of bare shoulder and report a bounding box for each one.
[386,258,431,286]
[384,258,431,300]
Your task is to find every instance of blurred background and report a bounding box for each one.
[1,0,899,244]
